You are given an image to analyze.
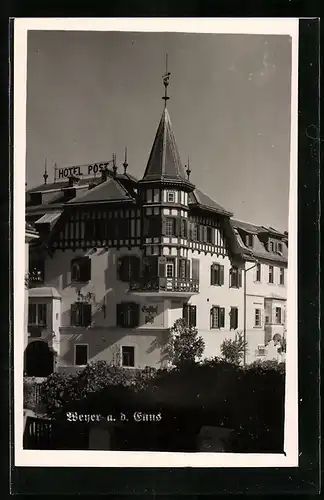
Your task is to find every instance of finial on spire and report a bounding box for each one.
[123,147,128,174]
[53,162,58,182]
[112,153,117,177]
[162,54,171,106]
[43,158,48,184]
[186,157,191,180]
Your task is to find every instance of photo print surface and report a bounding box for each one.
[14,18,298,468]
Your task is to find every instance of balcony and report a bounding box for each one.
[129,277,199,297]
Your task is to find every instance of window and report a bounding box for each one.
[75,344,88,366]
[206,227,214,244]
[167,191,175,203]
[277,242,283,253]
[180,219,187,238]
[190,223,198,241]
[183,304,197,327]
[230,307,238,330]
[210,263,224,286]
[255,263,261,282]
[269,241,275,252]
[70,302,92,327]
[265,315,270,324]
[254,309,262,327]
[268,265,274,283]
[116,302,140,328]
[28,303,47,326]
[122,346,135,367]
[179,258,190,279]
[166,262,174,278]
[279,268,285,285]
[165,217,176,236]
[245,234,253,247]
[229,267,242,288]
[210,306,225,329]
[117,256,140,282]
[153,189,160,203]
[71,257,91,283]
[275,307,282,324]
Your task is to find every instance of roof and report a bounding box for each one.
[35,211,62,225]
[27,177,92,194]
[231,219,261,234]
[140,107,189,183]
[67,177,134,205]
[28,287,61,299]
[189,189,233,216]
[265,293,286,301]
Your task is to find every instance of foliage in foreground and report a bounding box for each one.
[36,357,286,453]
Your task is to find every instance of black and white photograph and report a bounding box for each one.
[14,18,298,468]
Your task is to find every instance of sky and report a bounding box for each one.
[26,30,292,232]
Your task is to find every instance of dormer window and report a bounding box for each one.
[277,242,283,254]
[167,191,175,203]
[71,257,91,283]
[269,241,275,252]
[245,234,254,247]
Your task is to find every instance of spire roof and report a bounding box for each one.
[140,107,190,184]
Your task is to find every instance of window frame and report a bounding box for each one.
[268,265,274,284]
[167,191,175,203]
[28,303,47,327]
[121,345,135,367]
[230,306,239,330]
[279,267,285,285]
[210,305,225,329]
[210,263,224,286]
[183,304,197,328]
[254,308,262,327]
[70,302,92,327]
[116,302,140,328]
[71,256,91,283]
[275,307,282,324]
[229,266,242,288]
[74,343,89,366]
[255,263,261,282]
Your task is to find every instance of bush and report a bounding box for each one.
[167,318,205,367]
[220,333,247,365]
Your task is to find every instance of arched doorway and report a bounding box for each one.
[24,341,54,377]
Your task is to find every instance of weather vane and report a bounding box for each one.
[162,54,171,106]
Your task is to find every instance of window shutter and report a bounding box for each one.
[131,303,140,327]
[183,304,189,324]
[210,307,214,329]
[192,258,200,281]
[229,268,232,288]
[186,259,191,279]
[71,303,77,326]
[220,265,224,285]
[190,305,197,327]
[210,265,214,285]
[175,218,181,236]
[219,308,225,328]
[235,308,238,329]
[84,304,92,327]
[238,269,242,288]
[117,258,122,280]
[84,258,91,281]
[130,256,140,281]
[116,303,122,327]
[158,257,166,278]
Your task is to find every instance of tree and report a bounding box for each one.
[220,333,247,365]
[167,318,205,367]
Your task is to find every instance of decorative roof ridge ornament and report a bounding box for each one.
[112,153,118,177]
[123,147,128,174]
[43,158,48,184]
[186,156,191,181]
[162,54,171,107]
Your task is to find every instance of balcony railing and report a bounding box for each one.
[129,276,199,293]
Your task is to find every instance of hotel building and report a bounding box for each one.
[24,73,288,376]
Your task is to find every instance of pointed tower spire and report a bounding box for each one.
[123,147,128,174]
[186,157,191,181]
[162,54,171,107]
[43,158,48,184]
